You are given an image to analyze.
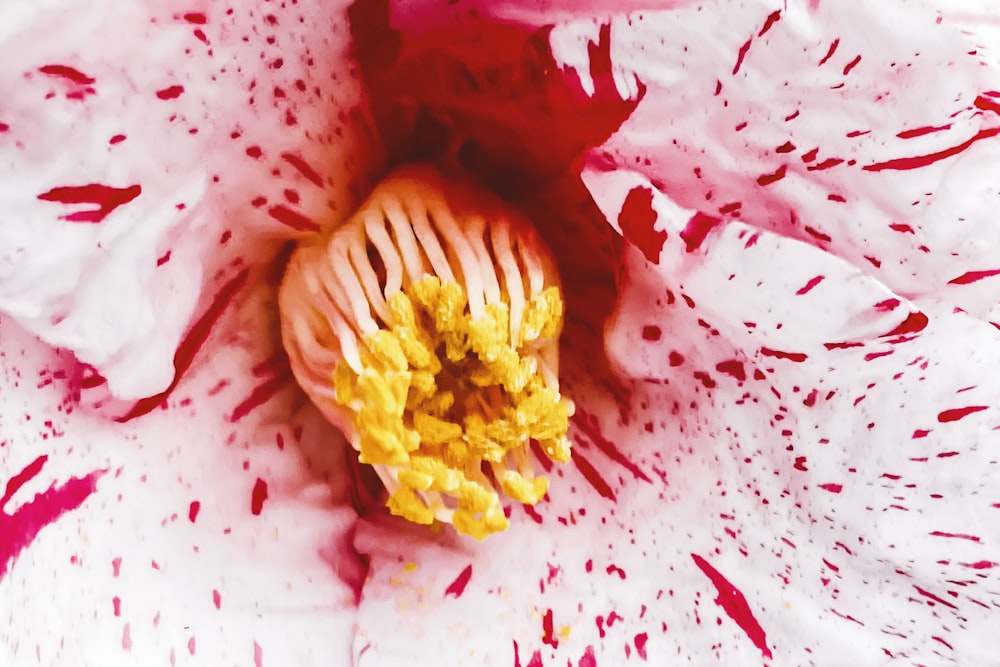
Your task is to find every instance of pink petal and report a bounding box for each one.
[0,0,380,399]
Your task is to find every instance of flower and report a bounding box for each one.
[4,1,1000,666]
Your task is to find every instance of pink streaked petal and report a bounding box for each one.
[553,0,1000,318]
[0,269,360,664]
[0,0,381,399]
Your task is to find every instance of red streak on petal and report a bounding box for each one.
[250,478,268,516]
[268,205,321,232]
[39,64,95,84]
[444,564,473,598]
[818,39,840,66]
[541,609,558,648]
[617,186,666,263]
[156,85,185,100]
[948,269,1000,285]
[37,184,142,224]
[912,429,931,439]
[756,164,787,186]
[818,483,843,494]
[863,128,1000,171]
[681,212,722,253]
[633,632,649,661]
[188,500,200,523]
[229,372,292,422]
[760,347,807,362]
[522,503,543,524]
[572,412,651,483]
[1,459,103,582]
[733,38,753,75]
[570,450,615,501]
[842,55,861,75]
[183,12,207,24]
[897,124,952,139]
[118,269,250,422]
[937,406,987,423]
[775,141,796,154]
[913,585,958,610]
[974,94,1000,116]
[807,158,844,171]
[804,226,832,243]
[961,561,997,570]
[929,530,982,543]
[280,152,324,188]
[889,223,914,234]
[691,554,772,658]
[715,359,746,382]
[882,311,928,337]
[796,275,825,295]
[758,10,781,36]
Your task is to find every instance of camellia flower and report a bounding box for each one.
[3,1,1000,666]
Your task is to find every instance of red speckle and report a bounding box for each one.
[758,10,781,36]
[775,141,796,153]
[715,359,746,382]
[250,478,268,515]
[1,456,103,582]
[618,186,666,263]
[109,134,127,145]
[280,152,324,188]
[444,564,473,598]
[37,184,142,224]
[39,64,95,84]
[188,500,200,523]
[112,596,121,616]
[641,325,661,341]
[912,429,931,438]
[118,270,249,421]
[842,55,862,76]
[681,212,722,253]
[245,145,263,159]
[863,127,1000,171]
[691,554,772,659]
[804,226,832,243]
[889,223,914,234]
[796,275,825,295]
[897,124,952,139]
[183,12,207,24]
[693,371,716,389]
[571,450,615,501]
[156,85,185,100]
[542,608,558,648]
[760,347,807,362]
[757,164,787,186]
[230,373,292,422]
[937,406,987,423]
[0,122,9,133]
[669,351,685,367]
[634,632,649,661]
[948,269,1000,285]
[818,483,843,494]
[818,39,840,66]
[213,589,221,609]
[962,561,997,570]
[733,38,753,75]
[793,456,808,472]
[930,531,982,543]
[267,205,321,232]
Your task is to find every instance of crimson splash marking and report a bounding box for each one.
[156,85,185,100]
[444,564,473,598]
[280,152,324,188]
[681,212,722,253]
[1,455,103,581]
[39,64,95,84]
[570,449,615,500]
[733,38,753,75]
[758,10,781,36]
[818,39,840,66]
[796,275,825,295]
[948,269,1000,285]
[512,641,544,667]
[267,205,321,232]
[118,269,250,421]
[617,186,666,263]
[760,347,807,362]
[572,411,651,483]
[937,406,987,423]
[863,127,1000,171]
[897,124,952,139]
[37,184,142,223]
[250,478,268,515]
[229,370,293,422]
[691,554,772,658]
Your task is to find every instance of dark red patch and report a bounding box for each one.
[634,632,649,661]
[188,500,200,523]
[863,127,1000,171]
[948,269,1000,285]
[795,275,824,295]
[250,478,268,516]
[230,372,292,422]
[913,585,958,610]
[571,450,615,501]
[183,12,207,24]
[39,64,95,84]
[541,609,558,648]
[280,152,324,188]
[268,205,321,232]
[618,187,666,263]
[641,325,661,341]
[573,412,651,483]
[118,270,250,422]
[896,124,952,139]
[929,531,982,543]
[937,406,987,423]
[775,141,796,154]
[818,483,843,494]
[1,456,103,582]
[889,223,914,234]
[807,158,844,171]
[912,429,931,439]
[760,347,807,362]
[757,164,787,186]
[680,211,722,253]
[668,351,685,367]
[804,226,832,243]
[37,184,142,223]
[715,359,746,382]
[444,564,473,598]
[691,554,772,658]
[818,39,840,66]
[974,94,1000,116]
[842,55,862,76]
[758,10,781,36]
[733,38,753,75]
[155,85,185,100]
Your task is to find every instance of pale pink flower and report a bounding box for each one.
[3,1,1000,666]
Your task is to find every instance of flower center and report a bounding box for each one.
[278,165,573,539]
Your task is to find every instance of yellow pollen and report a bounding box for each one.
[278,164,574,539]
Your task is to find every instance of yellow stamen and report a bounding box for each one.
[278,164,574,539]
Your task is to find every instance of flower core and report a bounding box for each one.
[278,165,572,539]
